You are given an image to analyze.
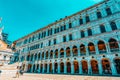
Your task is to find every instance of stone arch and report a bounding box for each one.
[50,50,53,59]
[27,54,30,61]
[46,51,48,59]
[80,44,86,55]
[49,63,52,73]
[34,54,37,61]
[44,63,47,73]
[102,58,111,74]
[108,38,119,52]
[27,64,32,72]
[91,60,99,74]
[98,40,106,53]
[42,52,44,60]
[60,62,64,73]
[55,49,58,58]
[38,53,41,60]
[60,48,64,58]
[36,64,39,73]
[54,63,58,73]
[88,42,96,55]
[40,64,43,73]
[67,61,71,73]
[32,64,36,73]
[66,47,71,57]
[81,60,88,74]
[114,58,120,74]
[74,60,79,73]
[72,46,78,56]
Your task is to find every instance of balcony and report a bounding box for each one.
[80,52,86,56]
[99,50,107,54]
[110,48,120,52]
[73,54,78,57]
[60,55,64,58]
[89,51,96,55]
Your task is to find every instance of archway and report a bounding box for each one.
[80,44,86,55]
[60,48,64,58]
[88,42,96,55]
[72,46,78,56]
[55,49,58,58]
[60,62,64,73]
[38,53,41,60]
[102,59,111,74]
[82,60,88,74]
[66,47,71,57]
[42,52,44,60]
[114,58,120,74]
[36,64,39,73]
[45,64,47,73]
[67,62,71,73]
[32,64,36,73]
[27,64,32,72]
[74,61,79,73]
[98,40,106,54]
[46,51,48,59]
[27,55,30,61]
[50,50,53,59]
[91,60,99,74]
[108,38,119,52]
[54,63,58,73]
[40,64,43,73]
[34,54,37,61]
[49,63,52,73]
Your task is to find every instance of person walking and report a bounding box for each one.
[15,67,20,78]
[0,70,2,76]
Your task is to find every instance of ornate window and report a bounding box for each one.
[110,21,117,30]
[79,18,83,25]
[69,23,72,28]
[86,15,90,23]
[69,34,73,41]
[81,30,85,38]
[106,7,112,15]
[100,25,106,33]
[97,11,102,19]
[63,36,66,42]
[87,29,92,36]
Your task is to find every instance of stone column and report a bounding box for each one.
[42,63,45,73]
[70,47,73,57]
[47,63,49,73]
[52,62,55,74]
[111,60,117,75]
[98,60,103,75]
[86,46,89,56]
[88,60,92,75]
[95,44,99,55]
[79,61,83,74]
[58,62,60,73]
[64,51,66,58]
[71,62,74,74]
[106,43,111,53]
[64,62,67,74]
[77,46,80,57]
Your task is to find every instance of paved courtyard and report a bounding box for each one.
[0,73,120,80]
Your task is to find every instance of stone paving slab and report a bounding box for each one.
[0,73,120,80]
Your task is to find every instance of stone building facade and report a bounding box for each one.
[14,0,120,76]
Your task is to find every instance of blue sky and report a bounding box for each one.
[0,0,102,41]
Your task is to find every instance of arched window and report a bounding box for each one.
[42,52,44,60]
[69,23,72,28]
[72,46,78,56]
[100,25,106,33]
[63,36,66,42]
[88,42,96,55]
[81,30,85,38]
[98,40,106,54]
[106,7,112,15]
[86,15,90,23]
[69,34,73,41]
[66,47,71,57]
[80,44,86,55]
[110,22,117,30]
[55,49,58,58]
[87,29,92,36]
[79,17,83,25]
[60,48,64,58]
[46,51,48,59]
[108,38,119,52]
[50,50,53,59]
[97,11,102,19]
